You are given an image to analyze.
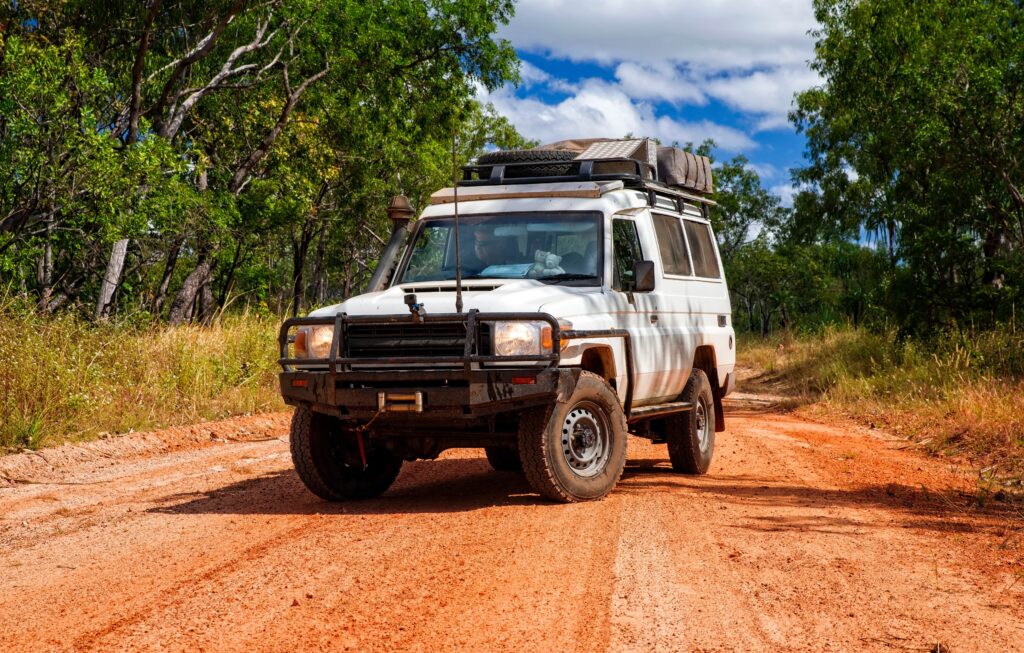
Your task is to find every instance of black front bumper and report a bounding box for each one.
[278,311,633,424]
[280,367,572,421]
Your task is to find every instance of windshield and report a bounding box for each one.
[397,212,602,285]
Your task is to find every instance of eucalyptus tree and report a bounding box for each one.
[792,0,1024,331]
[1,0,524,320]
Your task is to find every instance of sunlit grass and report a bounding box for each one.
[0,308,283,451]
[739,326,1024,481]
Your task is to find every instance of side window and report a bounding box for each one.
[612,219,642,291]
[684,220,722,279]
[652,213,692,276]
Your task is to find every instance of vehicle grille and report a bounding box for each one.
[345,322,491,359]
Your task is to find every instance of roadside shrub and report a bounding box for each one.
[0,307,282,451]
[739,326,1024,480]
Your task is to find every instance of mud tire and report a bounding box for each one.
[289,407,402,501]
[666,370,715,474]
[517,372,627,502]
[484,446,523,471]
[476,149,577,178]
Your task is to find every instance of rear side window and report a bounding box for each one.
[652,213,692,276]
[684,220,722,279]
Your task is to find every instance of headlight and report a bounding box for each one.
[295,325,333,358]
[493,321,552,356]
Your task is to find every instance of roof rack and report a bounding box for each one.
[459,157,716,207]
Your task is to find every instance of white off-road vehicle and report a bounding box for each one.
[278,138,736,503]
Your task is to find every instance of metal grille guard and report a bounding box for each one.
[278,310,636,415]
[279,310,562,374]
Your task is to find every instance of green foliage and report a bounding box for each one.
[711,155,788,261]
[792,0,1024,334]
[1,0,525,319]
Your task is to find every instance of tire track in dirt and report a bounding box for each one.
[606,486,691,652]
[0,409,1021,652]
[71,517,329,652]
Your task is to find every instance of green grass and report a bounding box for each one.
[739,326,1024,483]
[0,309,284,452]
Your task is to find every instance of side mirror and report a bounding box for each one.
[633,260,655,292]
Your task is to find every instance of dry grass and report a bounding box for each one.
[0,308,283,452]
[739,327,1024,486]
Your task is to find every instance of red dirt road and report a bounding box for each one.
[1,402,1022,652]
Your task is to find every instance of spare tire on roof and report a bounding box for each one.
[476,149,577,179]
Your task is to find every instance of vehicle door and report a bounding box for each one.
[648,209,698,400]
[607,215,669,404]
[679,211,734,373]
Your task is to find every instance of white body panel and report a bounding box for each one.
[310,184,736,407]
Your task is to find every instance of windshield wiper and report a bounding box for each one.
[539,273,599,283]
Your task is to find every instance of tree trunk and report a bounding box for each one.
[198,278,216,325]
[217,238,244,310]
[95,238,130,320]
[886,219,897,262]
[152,236,184,316]
[126,0,163,145]
[342,259,354,301]
[168,251,212,325]
[982,207,1008,289]
[290,221,316,317]
[311,227,328,307]
[36,216,53,312]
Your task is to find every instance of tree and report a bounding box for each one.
[792,0,1024,332]
[711,155,789,263]
[1,0,526,320]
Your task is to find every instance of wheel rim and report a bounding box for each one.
[695,397,712,453]
[560,402,610,478]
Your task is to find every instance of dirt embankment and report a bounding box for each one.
[0,400,1021,652]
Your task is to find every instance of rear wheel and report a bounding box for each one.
[290,407,402,501]
[666,370,715,474]
[484,446,522,471]
[518,372,627,502]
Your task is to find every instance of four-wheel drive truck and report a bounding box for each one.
[278,138,736,503]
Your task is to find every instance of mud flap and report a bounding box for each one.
[707,368,726,433]
[713,392,725,432]
[555,368,584,404]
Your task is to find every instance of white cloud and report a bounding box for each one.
[746,161,781,181]
[480,78,755,152]
[501,0,816,70]
[614,62,706,105]
[517,60,551,87]
[500,1,820,134]
[704,66,821,131]
[488,2,821,156]
[770,183,797,207]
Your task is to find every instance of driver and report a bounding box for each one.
[472,225,507,268]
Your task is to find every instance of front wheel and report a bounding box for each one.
[290,407,402,501]
[518,372,627,502]
[665,370,715,474]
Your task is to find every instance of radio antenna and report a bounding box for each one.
[452,129,464,314]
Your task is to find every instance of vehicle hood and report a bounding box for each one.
[308,280,605,321]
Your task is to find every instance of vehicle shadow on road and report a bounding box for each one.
[148,457,552,516]
[619,459,1023,536]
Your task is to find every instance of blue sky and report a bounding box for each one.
[480,0,821,205]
